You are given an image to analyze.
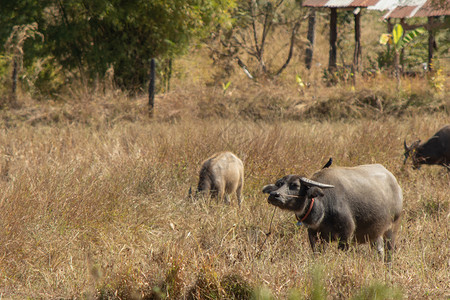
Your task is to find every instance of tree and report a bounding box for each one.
[210,0,306,79]
[0,0,235,92]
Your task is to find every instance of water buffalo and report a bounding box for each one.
[404,124,450,170]
[193,151,244,206]
[262,164,403,262]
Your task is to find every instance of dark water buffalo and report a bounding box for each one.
[262,164,403,262]
[404,124,450,170]
[193,151,244,206]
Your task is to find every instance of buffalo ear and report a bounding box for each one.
[307,187,324,198]
[262,184,277,194]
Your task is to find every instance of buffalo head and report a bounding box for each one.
[403,140,421,169]
[262,175,334,212]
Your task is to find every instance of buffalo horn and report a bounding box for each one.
[300,177,334,189]
[403,140,409,151]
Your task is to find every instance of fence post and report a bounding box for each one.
[11,60,18,105]
[148,58,156,117]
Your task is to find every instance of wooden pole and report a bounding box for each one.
[11,60,18,105]
[305,9,316,70]
[328,8,337,73]
[148,58,156,117]
[427,17,435,72]
[353,9,361,73]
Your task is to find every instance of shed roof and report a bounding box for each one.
[304,0,450,17]
[367,0,399,11]
[383,0,450,18]
[302,0,380,7]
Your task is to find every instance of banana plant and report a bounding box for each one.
[380,24,426,84]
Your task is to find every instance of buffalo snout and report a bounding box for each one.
[262,184,277,194]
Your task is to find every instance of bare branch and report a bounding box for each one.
[275,21,301,76]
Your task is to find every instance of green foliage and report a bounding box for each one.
[310,265,327,300]
[253,286,275,300]
[428,67,446,92]
[0,54,11,97]
[222,81,231,93]
[380,24,425,50]
[351,282,403,300]
[322,65,354,86]
[187,271,253,299]
[392,24,404,45]
[0,0,236,92]
[399,27,426,48]
[22,58,65,99]
[376,24,427,73]
[222,274,253,299]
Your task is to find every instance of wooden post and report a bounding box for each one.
[305,9,316,70]
[353,9,361,73]
[427,17,435,72]
[11,60,17,104]
[148,58,156,116]
[328,8,337,73]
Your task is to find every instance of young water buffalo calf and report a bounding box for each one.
[262,164,403,262]
[194,151,244,206]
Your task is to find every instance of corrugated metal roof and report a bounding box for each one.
[411,0,450,17]
[384,6,417,18]
[303,0,450,17]
[302,0,333,7]
[367,0,399,11]
[324,0,355,6]
[397,0,426,5]
[349,0,382,6]
[302,0,379,7]
[383,0,450,18]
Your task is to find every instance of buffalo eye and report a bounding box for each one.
[289,182,300,190]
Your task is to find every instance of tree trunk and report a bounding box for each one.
[328,8,337,73]
[394,50,400,88]
[305,9,316,70]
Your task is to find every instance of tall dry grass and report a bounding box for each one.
[0,91,448,299]
[0,9,449,298]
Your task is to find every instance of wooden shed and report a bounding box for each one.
[303,0,449,73]
[374,0,450,71]
[302,0,381,72]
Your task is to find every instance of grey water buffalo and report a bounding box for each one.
[404,124,450,170]
[262,164,403,262]
[193,151,244,206]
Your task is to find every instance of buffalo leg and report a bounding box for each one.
[236,184,243,207]
[308,229,320,253]
[384,229,395,263]
[224,194,231,205]
[371,236,385,261]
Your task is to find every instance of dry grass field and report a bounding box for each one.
[0,85,448,299]
[0,9,449,299]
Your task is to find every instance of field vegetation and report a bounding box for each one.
[0,80,448,299]
[0,2,449,299]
